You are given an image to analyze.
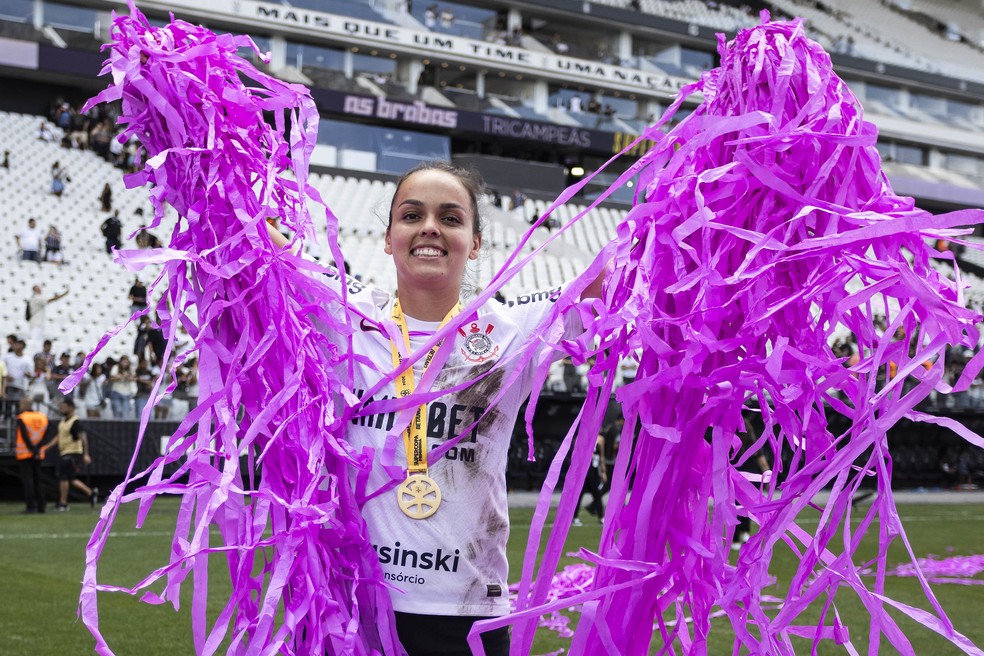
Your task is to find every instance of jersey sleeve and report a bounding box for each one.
[499,282,584,344]
[300,259,392,348]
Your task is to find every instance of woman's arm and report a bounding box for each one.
[581,264,608,300]
[266,220,293,251]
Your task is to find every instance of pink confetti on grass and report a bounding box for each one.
[885,554,984,585]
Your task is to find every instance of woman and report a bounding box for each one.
[80,362,107,418]
[108,355,137,419]
[44,225,62,264]
[271,161,601,655]
[50,161,67,198]
[99,182,113,212]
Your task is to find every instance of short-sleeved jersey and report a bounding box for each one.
[321,268,575,616]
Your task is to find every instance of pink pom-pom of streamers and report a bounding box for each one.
[76,4,400,655]
[506,15,984,656]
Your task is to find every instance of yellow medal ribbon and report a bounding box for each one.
[390,299,461,519]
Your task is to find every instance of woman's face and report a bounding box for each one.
[385,169,481,292]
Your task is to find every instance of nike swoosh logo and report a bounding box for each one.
[360,318,381,333]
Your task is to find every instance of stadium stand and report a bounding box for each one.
[1,0,984,408]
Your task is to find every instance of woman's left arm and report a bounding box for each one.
[581,264,608,300]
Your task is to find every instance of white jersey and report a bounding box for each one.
[321,268,576,616]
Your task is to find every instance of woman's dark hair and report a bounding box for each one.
[387,161,485,236]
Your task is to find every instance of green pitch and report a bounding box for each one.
[1,499,981,654]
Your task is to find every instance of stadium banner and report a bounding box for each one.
[134,0,693,96]
[312,88,619,153]
[0,37,39,70]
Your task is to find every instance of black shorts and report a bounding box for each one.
[58,454,83,481]
[394,612,510,656]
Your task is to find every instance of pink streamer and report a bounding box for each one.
[76,3,400,654]
[503,13,984,656]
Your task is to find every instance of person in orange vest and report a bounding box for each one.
[15,396,48,514]
[41,398,96,511]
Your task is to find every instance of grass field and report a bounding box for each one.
[1,498,982,655]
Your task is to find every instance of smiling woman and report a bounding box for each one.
[384,163,484,321]
[269,160,601,655]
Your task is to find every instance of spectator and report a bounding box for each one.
[51,161,68,197]
[99,182,113,212]
[37,121,54,142]
[26,285,69,346]
[16,218,43,264]
[440,7,455,29]
[41,398,97,511]
[134,356,155,420]
[109,128,125,167]
[550,33,569,54]
[54,102,72,131]
[569,95,583,113]
[134,315,152,361]
[128,276,149,314]
[0,356,6,398]
[1,149,9,169]
[79,362,107,418]
[145,315,167,366]
[424,3,438,28]
[49,352,74,402]
[510,189,527,212]
[90,120,112,160]
[136,229,162,249]
[34,339,56,372]
[122,137,141,172]
[15,397,48,514]
[108,355,137,419]
[3,339,33,400]
[101,210,123,254]
[67,108,89,150]
[28,354,51,408]
[44,225,63,264]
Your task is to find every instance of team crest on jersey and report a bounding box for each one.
[459,321,499,363]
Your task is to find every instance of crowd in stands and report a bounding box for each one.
[48,97,142,173]
[3,314,199,424]
[0,98,186,423]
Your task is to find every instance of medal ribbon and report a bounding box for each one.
[390,299,461,475]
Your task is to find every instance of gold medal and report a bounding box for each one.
[397,473,442,519]
[390,300,460,519]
